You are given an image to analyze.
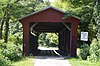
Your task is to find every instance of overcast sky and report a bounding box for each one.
[43,0,55,2]
[49,0,55,2]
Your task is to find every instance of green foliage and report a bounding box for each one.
[2,42,22,61]
[0,40,6,49]
[88,39,100,62]
[0,54,11,66]
[69,58,100,66]
[0,0,45,64]
[0,0,99,65]
[77,41,85,48]
[12,57,33,66]
[51,0,97,46]
[79,44,90,60]
[92,1,100,40]
[0,40,11,66]
[0,0,45,42]
[52,0,73,11]
[0,39,22,62]
[38,33,58,47]
[9,32,23,45]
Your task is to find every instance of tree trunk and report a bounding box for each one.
[0,12,6,39]
[1,0,20,42]
[4,4,10,43]
[4,17,10,43]
[0,20,4,39]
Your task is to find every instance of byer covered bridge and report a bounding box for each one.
[19,6,80,57]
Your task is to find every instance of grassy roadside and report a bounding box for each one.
[11,57,34,66]
[68,48,100,66]
[68,58,100,66]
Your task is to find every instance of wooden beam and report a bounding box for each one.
[30,22,38,36]
[70,23,78,57]
[59,28,66,33]
[62,23,71,31]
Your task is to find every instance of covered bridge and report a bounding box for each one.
[19,6,80,57]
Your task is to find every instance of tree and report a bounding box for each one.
[0,0,23,42]
[38,33,58,47]
[0,0,45,42]
[51,0,99,45]
[93,0,100,40]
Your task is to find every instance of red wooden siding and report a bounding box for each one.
[19,6,80,57]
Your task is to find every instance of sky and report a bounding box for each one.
[49,0,55,2]
[43,0,55,2]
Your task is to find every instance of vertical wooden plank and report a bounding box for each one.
[67,29,70,55]
[64,28,70,55]
[23,22,30,56]
[70,23,78,57]
[58,33,61,50]
[30,33,38,55]
[58,32,63,51]
[63,30,66,53]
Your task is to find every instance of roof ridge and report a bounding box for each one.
[19,6,65,20]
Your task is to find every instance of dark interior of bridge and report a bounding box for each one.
[29,22,71,56]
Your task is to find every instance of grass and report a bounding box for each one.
[68,58,100,66]
[11,57,34,66]
[68,48,100,66]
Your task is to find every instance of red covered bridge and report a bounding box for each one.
[19,6,80,57]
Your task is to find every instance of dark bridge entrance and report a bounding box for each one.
[29,22,71,56]
[19,6,80,57]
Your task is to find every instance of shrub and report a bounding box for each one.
[0,54,11,66]
[0,43,11,66]
[2,42,22,61]
[8,32,22,45]
[79,44,90,60]
[87,39,100,62]
[0,40,6,49]
[77,41,84,48]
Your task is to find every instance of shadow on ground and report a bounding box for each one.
[32,50,70,58]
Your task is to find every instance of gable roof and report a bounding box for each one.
[19,6,66,20]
